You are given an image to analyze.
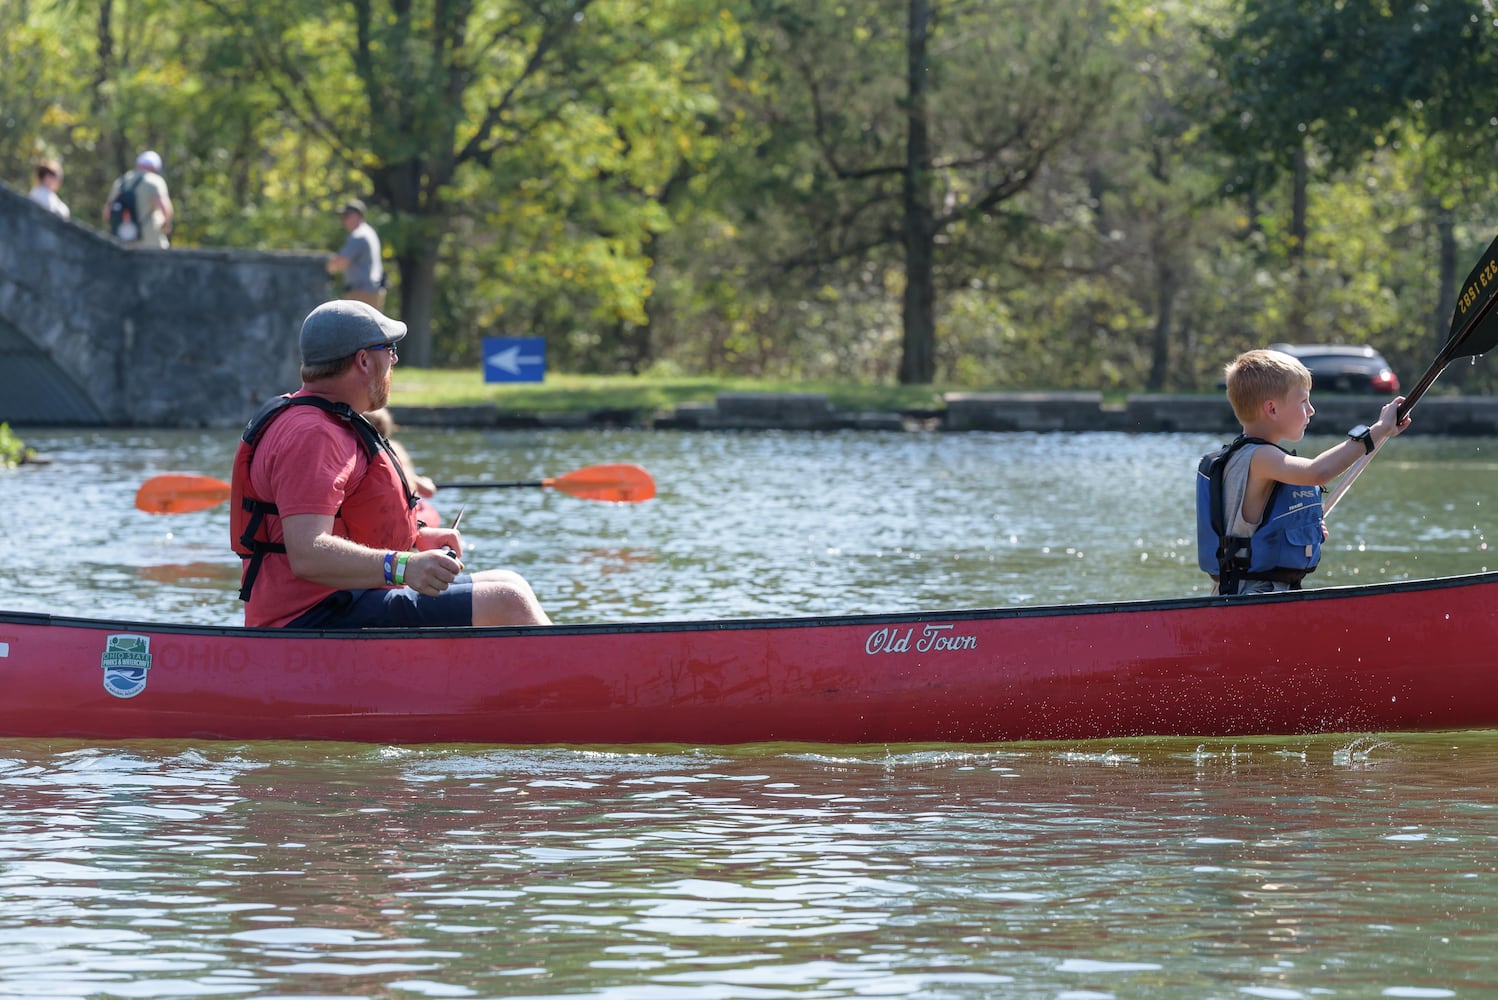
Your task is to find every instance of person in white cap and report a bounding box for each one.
[229,299,553,630]
[102,149,174,248]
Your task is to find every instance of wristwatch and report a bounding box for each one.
[1347,424,1375,454]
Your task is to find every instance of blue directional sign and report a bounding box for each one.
[482,336,546,383]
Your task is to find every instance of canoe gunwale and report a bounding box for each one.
[0,569,1487,640]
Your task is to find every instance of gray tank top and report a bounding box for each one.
[1221,444,1263,537]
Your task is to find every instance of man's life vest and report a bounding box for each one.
[230,395,420,601]
[1196,436,1323,595]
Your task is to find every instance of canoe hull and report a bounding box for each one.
[2,573,1496,744]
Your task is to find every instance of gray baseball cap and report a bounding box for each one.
[299,300,406,365]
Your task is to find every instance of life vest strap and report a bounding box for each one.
[236,496,286,602]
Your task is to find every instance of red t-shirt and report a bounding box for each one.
[241,396,415,627]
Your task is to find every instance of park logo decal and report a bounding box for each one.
[101,634,152,698]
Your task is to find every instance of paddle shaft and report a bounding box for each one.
[439,464,655,503]
[441,506,464,560]
[437,481,546,489]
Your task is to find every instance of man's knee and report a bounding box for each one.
[471,569,550,627]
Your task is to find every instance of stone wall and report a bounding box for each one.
[0,181,330,427]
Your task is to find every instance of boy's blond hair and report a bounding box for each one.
[1223,349,1311,424]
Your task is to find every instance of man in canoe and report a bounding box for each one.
[1197,348,1409,596]
[230,300,552,629]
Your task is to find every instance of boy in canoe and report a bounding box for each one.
[1197,348,1409,596]
[230,300,552,629]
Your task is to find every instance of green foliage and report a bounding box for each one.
[0,3,99,207]
[6,0,1498,397]
[0,423,34,468]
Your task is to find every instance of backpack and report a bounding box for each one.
[108,172,145,239]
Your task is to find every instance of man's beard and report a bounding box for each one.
[367,368,391,410]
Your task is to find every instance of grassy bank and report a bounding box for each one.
[389,370,957,415]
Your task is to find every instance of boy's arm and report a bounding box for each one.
[1253,396,1410,487]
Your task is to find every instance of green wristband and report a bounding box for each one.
[394,552,410,586]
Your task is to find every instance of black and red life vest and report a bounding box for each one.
[230,395,420,601]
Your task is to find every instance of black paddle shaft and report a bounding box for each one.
[437,481,546,489]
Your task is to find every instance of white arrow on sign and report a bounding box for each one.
[485,344,545,375]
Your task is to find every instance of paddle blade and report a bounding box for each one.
[1449,231,1498,359]
[135,474,232,515]
[1396,231,1498,419]
[548,463,656,503]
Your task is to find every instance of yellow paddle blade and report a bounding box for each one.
[135,474,232,515]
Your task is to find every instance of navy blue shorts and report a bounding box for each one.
[284,575,475,629]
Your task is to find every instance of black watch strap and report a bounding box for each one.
[1348,424,1375,454]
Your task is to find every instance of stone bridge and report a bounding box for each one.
[0,182,330,427]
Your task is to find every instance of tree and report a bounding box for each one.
[197,0,717,366]
[739,0,1120,384]
[1208,0,1498,344]
[1077,0,1242,391]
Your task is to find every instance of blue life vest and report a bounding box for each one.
[1196,436,1322,594]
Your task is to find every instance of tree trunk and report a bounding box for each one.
[1287,142,1309,341]
[1436,207,1457,350]
[627,237,663,373]
[94,0,120,172]
[898,0,937,386]
[1147,258,1176,391]
[1435,206,1462,389]
[396,247,440,368]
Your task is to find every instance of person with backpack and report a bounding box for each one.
[1196,348,1408,596]
[102,150,173,248]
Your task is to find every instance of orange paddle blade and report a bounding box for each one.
[546,463,656,503]
[135,474,232,515]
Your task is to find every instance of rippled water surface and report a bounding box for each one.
[3,736,1498,998]
[4,427,1498,997]
[5,427,1498,625]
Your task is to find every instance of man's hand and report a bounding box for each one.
[416,525,462,558]
[403,549,463,595]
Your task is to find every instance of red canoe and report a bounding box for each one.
[2,572,1497,744]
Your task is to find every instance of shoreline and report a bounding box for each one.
[389,390,1498,437]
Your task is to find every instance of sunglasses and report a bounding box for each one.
[366,343,398,362]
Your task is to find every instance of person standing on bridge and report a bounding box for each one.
[326,199,387,310]
[103,150,173,248]
[28,160,69,219]
[231,299,552,630]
